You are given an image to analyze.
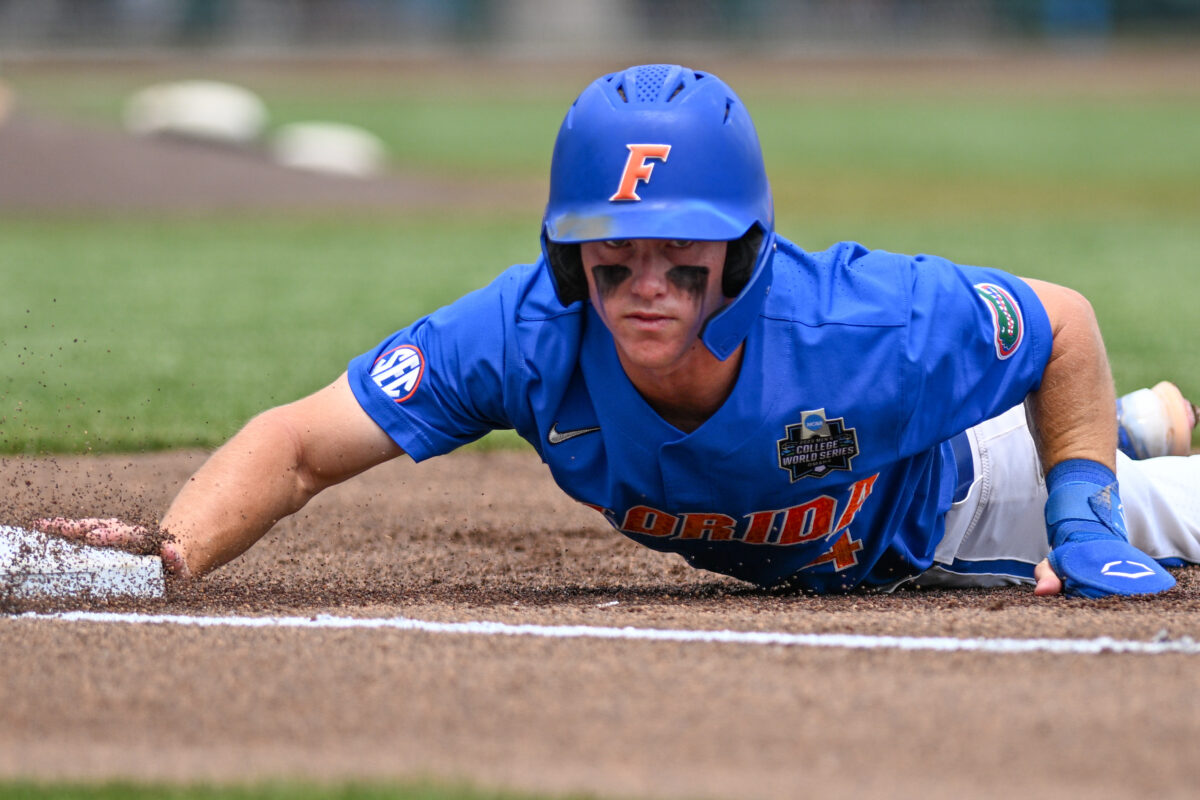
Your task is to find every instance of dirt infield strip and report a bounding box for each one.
[3,451,1200,799]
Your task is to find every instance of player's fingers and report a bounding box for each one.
[1033,558,1063,596]
[35,516,116,538]
[81,524,149,548]
[34,516,150,548]
[160,540,192,580]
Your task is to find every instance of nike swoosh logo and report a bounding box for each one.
[547,422,601,445]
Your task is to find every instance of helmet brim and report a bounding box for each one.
[545,200,754,244]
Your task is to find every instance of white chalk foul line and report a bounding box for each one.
[11,609,1200,656]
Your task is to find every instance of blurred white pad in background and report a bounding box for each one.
[123,80,268,145]
[270,121,387,178]
[0,525,164,600]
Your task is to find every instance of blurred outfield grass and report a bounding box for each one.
[3,62,1199,454]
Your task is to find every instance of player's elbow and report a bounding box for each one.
[238,407,326,504]
[1024,278,1101,343]
[1053,284,1098,332]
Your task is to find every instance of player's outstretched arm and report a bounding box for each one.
[158,371,403,577]
[42,372,402,579]
[1022,278,1174,598]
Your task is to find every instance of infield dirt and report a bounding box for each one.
[3,53,1200,800]
[4,450,1200,800]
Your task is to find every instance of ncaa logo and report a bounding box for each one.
[370,344,424,403]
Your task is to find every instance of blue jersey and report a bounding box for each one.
[348,237,1053,593]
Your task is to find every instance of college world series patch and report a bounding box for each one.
[974,283,1024,359]
[777,409,860,482]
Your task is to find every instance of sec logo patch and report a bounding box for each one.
[974,283,1024,360]
[370,344,424,402]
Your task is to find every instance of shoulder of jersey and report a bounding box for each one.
[765,238,911,327]
[505,259,587,322]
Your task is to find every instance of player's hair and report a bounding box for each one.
[544,241,587,306]
[541,64,775,361]
[722,226,764,299]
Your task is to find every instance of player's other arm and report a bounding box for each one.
[1022,278,1174,597]
[42,372,402,579]
[1021,278,1116,473]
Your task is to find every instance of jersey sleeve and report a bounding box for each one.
[347,276,516,462]
[897,253,1053,452]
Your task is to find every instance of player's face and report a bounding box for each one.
[581,238,729,373]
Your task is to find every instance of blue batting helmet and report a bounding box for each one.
[541,63,776,361]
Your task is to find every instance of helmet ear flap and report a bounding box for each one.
[545,240,588,306]
[722,226,764,298]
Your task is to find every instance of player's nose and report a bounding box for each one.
[626,244,671,298]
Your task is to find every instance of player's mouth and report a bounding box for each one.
[624,311,674,330]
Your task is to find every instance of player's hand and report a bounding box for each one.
[34,517,191,577]
[1042,460,1174,598]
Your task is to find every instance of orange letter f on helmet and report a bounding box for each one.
[610,144,671,201]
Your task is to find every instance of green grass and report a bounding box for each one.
[2,63,1198,453]
[757,97,1200,184]
[5,210,1194,455]
[0,214,535,453]
[0,779,602,800]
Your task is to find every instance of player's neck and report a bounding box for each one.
[619,343,744,434]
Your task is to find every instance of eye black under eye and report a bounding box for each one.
[667,265,709,295]
[593,264,632,296]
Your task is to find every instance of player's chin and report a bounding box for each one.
[615,336,692,371]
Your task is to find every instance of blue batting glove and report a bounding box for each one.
[1044,459,1175,598]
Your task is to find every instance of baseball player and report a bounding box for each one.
[40,64,1200,598]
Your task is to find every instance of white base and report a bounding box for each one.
[123,80,267,145]
[269,121,387,178]
[0,525,165,600]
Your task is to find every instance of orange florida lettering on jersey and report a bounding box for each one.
[803,530,865,572]
[610,144,671,201]
[585,473,879,572]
